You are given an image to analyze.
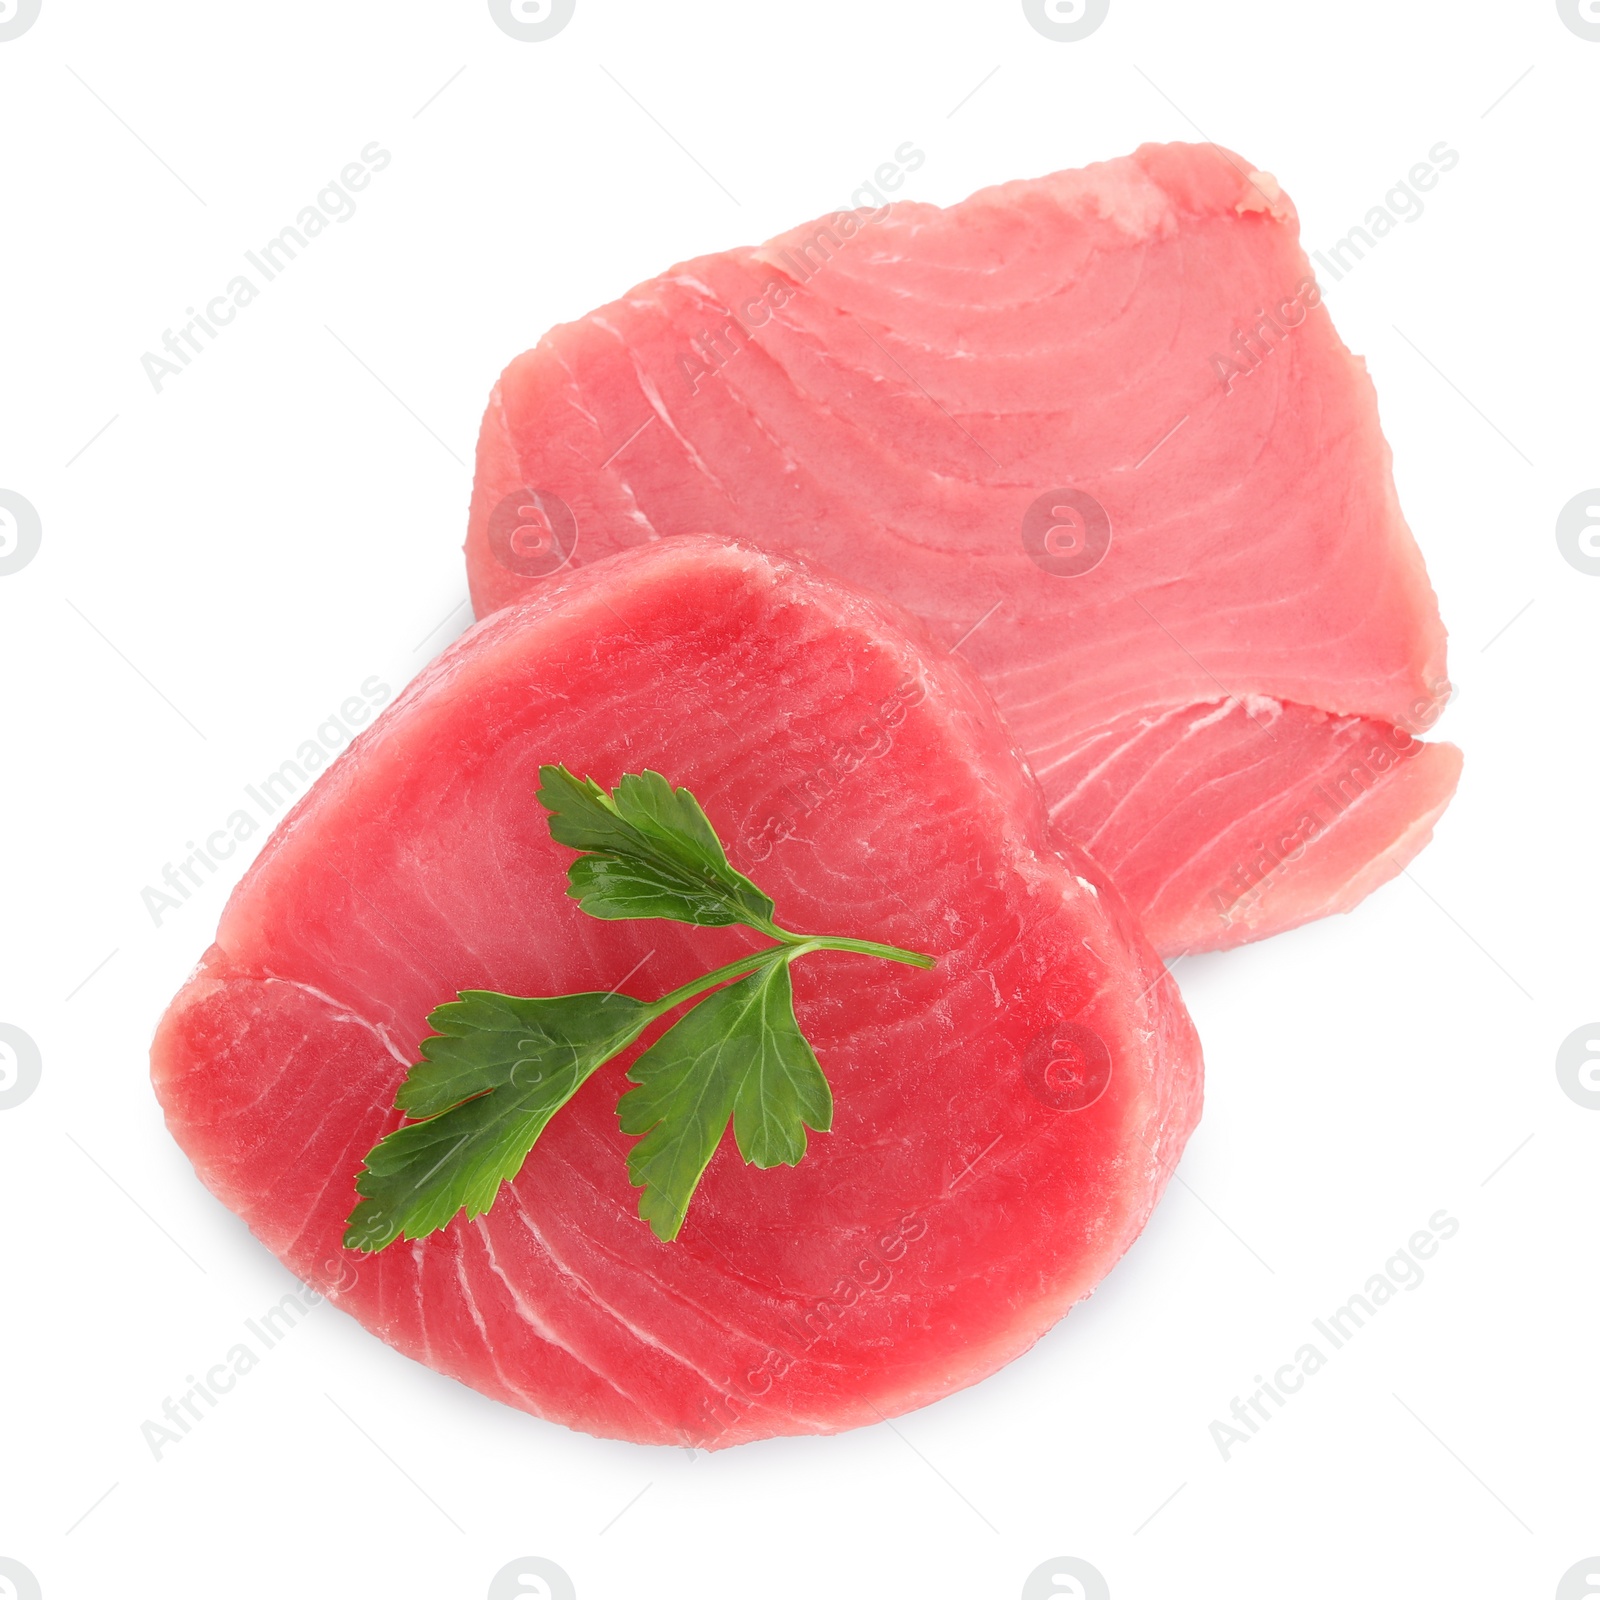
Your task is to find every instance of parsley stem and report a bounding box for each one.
[640,929,934,1022]
[644,948,792,1017]
[762,926,937,970]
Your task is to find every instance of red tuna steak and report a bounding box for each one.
[152,539,1201,1448]
[464,141,1461,956]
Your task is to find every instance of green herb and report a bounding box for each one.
[344,991,655,1252]
[537,766,775,929]
[621,957,830,1242]
[345,766,933,1249]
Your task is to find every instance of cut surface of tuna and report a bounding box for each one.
[152,538,1202,1448]
[1051,696,1463,953]
[464,140,1460,955]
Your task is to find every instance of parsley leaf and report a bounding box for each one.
[536,765,776,929]
[345,768,934,1254]
[619,956,831,1242]
[344,990,653,1251]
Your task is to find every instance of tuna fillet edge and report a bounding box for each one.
[465,141,1462,956]
[153,538,1203,1448]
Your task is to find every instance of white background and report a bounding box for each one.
[2,2,1596,1597]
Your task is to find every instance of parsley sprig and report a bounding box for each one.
[345,767,934,1249]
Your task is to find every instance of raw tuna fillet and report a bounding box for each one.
[152,538,1201,1448]
[463,140,1461,955]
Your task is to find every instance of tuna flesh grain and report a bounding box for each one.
[153,538,1203,1448]
[464,142,1462,955]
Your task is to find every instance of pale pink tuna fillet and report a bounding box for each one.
[1049,697,1462,954]
[463,140,1461,956]
[152,538,1202,1449]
